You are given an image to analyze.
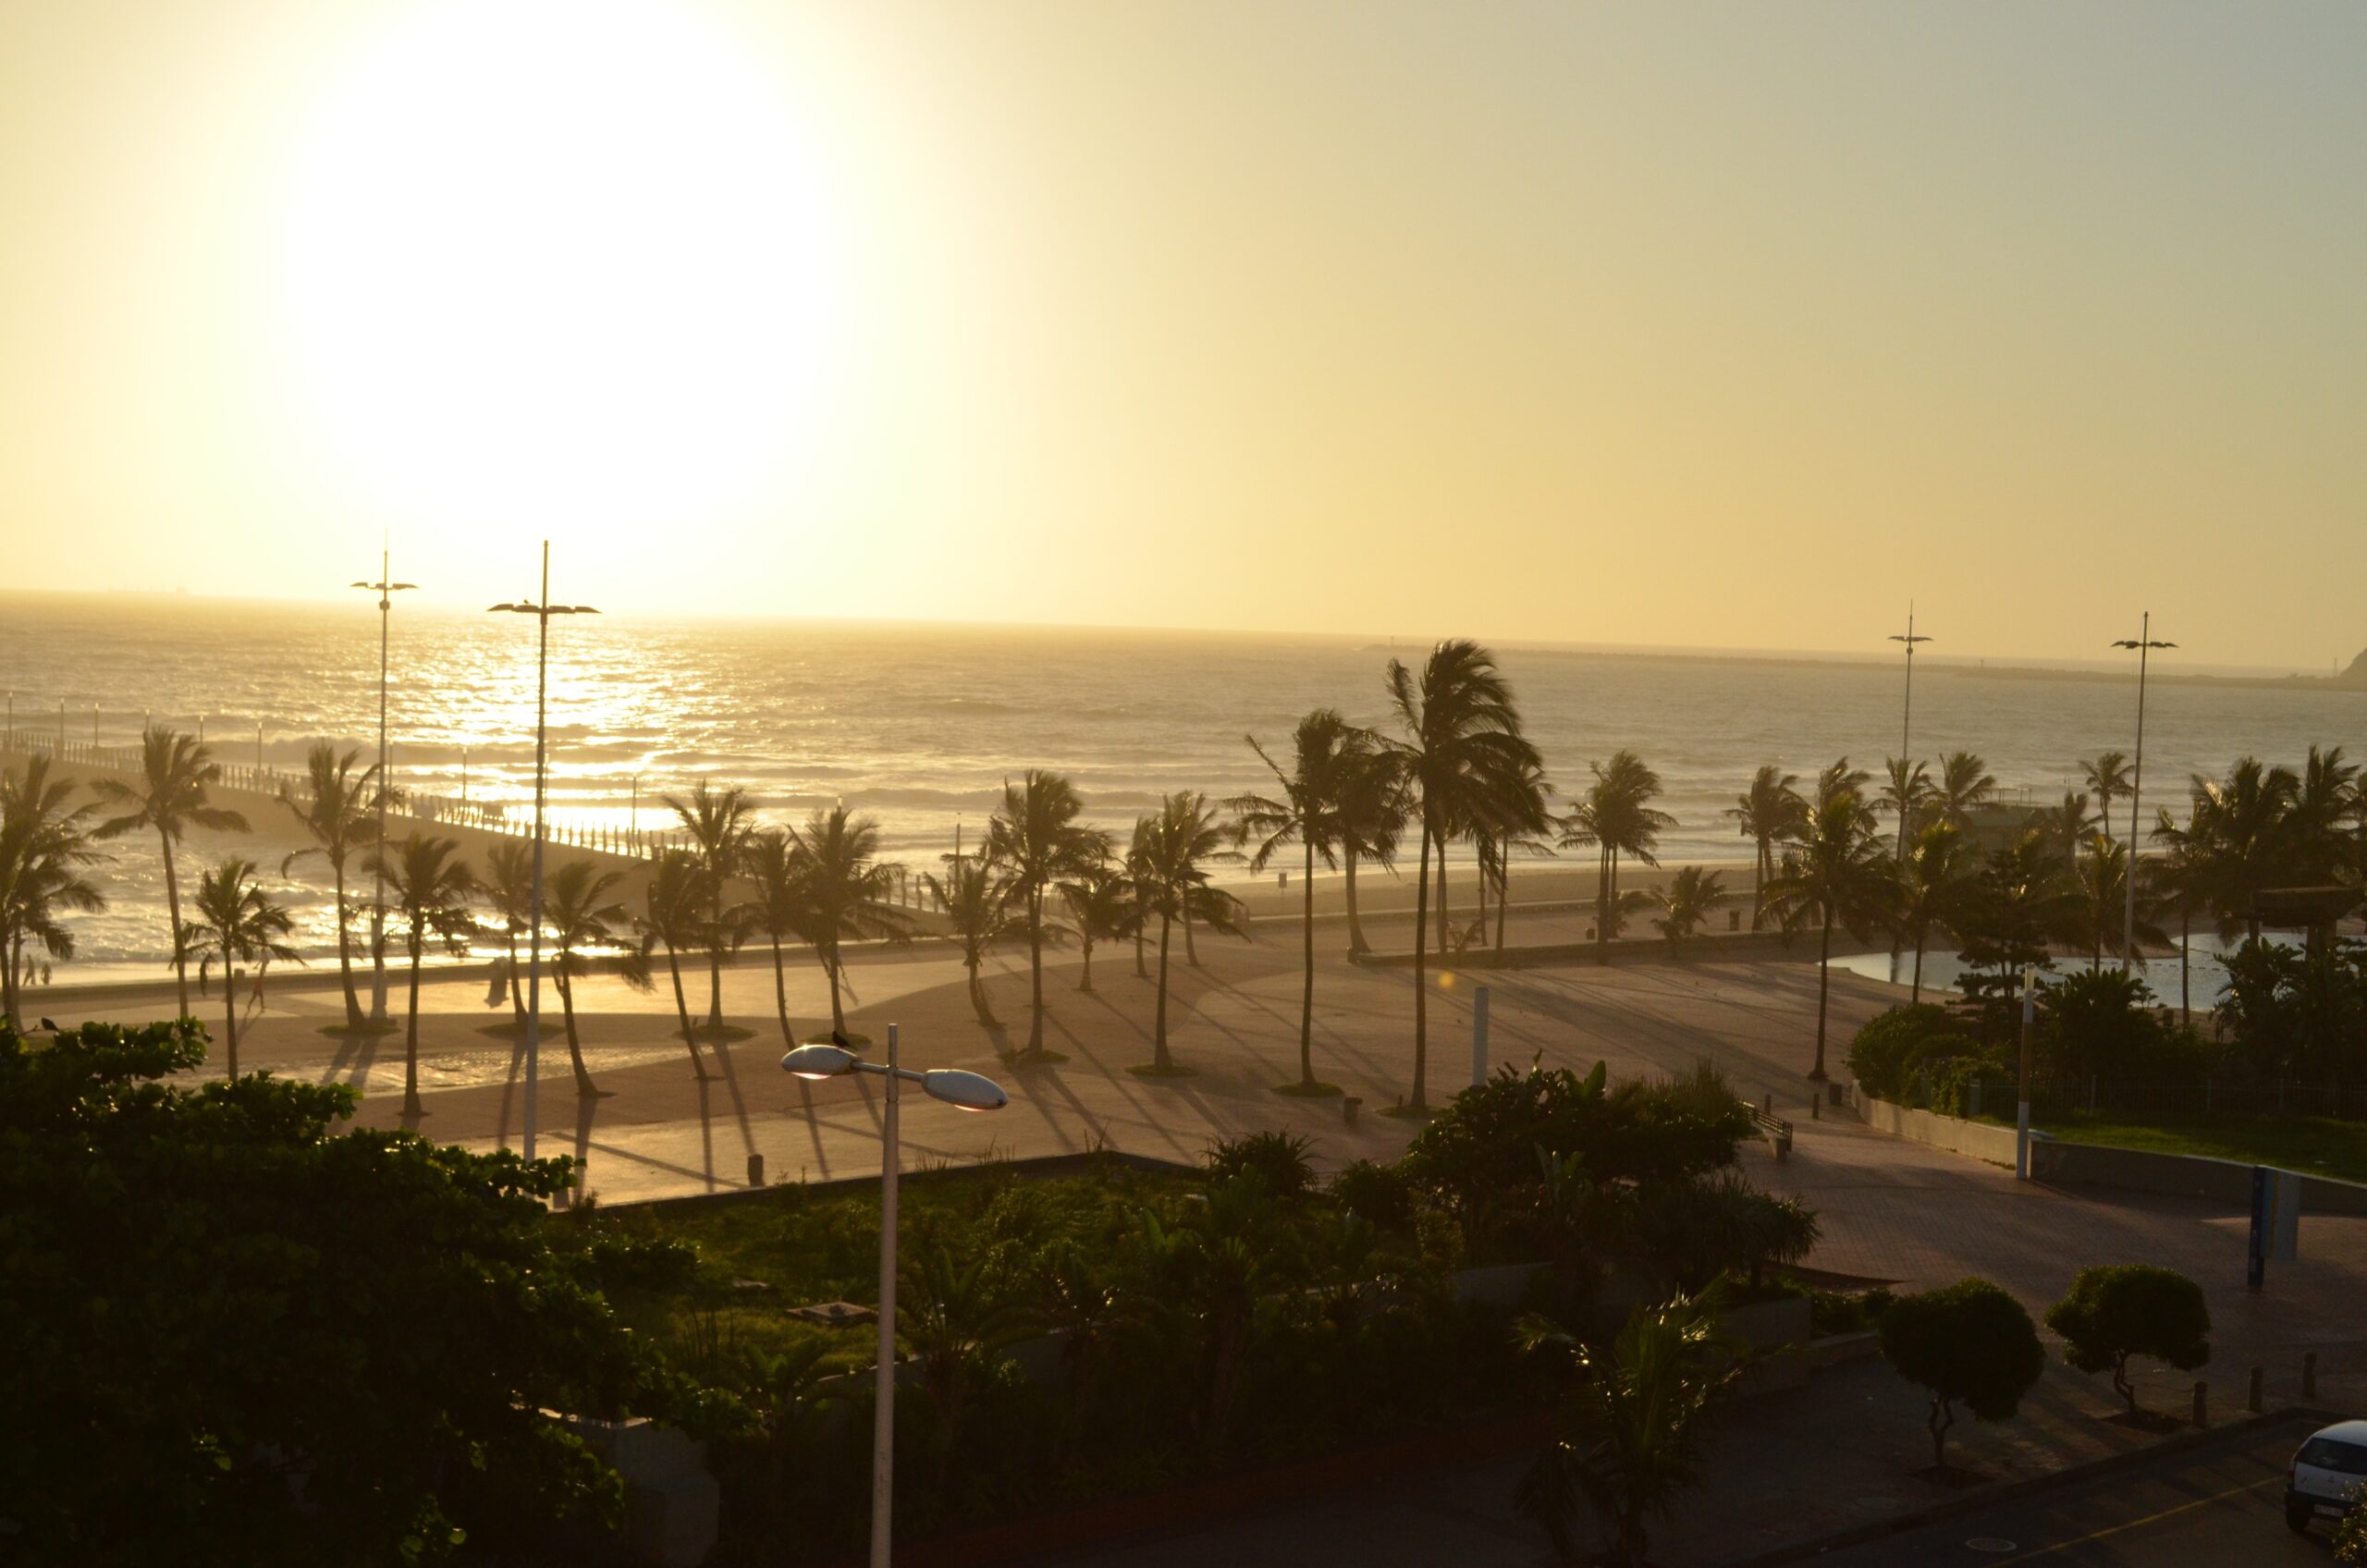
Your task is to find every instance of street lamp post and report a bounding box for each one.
[782,1030,1007,1568]
[2111,615,2177,975]
[1887,605,1933,853]
[352,554,417,1022]
[2015,964,2035,1180]
[489,542,599,1160]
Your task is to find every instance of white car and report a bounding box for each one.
[2287,1418,2367,1534]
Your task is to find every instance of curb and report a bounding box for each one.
[1714,1404,2349,1565]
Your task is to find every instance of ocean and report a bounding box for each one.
[5,592,2361,966]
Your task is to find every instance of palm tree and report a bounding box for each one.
[276,741,383,1028]
[2289,744,2358,883]
[1934,751,1997,830]
[1386,640,1539,1111]
[2073,833,2165,972]
[1561,751,1675,962]
[638,849,711,1072]
[1059,858,1135,995]
[929,856,1021,1028]
[1726,766,1803,932]
[179,857,301,1078]
[1762,781,1895,1080]
[1892,820,1972,1001]
[1815,756,1872,812]
[1880,757,1935,852]
[1952,827,2087,997]
[1334,741,1407,957]
[983,770,1107,1060]
[2040,790,2097,864]
[1229,710,1364,1091]
[94,726,250,1018]
[543,859,651,1097]
[1134,791,1247,1074]
[2178,757,2301,941]
[742,828,809,1048]
[2080,751,2133,846]
[2147,803,2210,1027]
[663,780,759,1033]
[1478,753,1555,950]
[366,834,478,1117]
[789,805,914,1035]
[1651,866,1724,948]
[479,838,534,1028]
[0,755,108,1028]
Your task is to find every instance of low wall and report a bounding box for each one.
[1850,1092,2021,1168]
[2028,1139,2367,1217]
[1356,927,1882,971]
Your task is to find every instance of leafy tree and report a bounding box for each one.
[789,805,914,1035]
[2037,969,2189,1083]
[94,725,251,1017]
[638,849,711,1071]
[2045,1264,2211,1416]
[929,856,1021,1029]
[0,1019,729,1566]
[1387,640,1539,1110]
[1845,1002,1958,1102]
[984,770,1107,1060]
[1514,1290,1745,1565]
[1880,1277,2045,1470]
[1133,790,1245,1072]
[543,859,652,1097]
[178,857,301,1078]
[1651,864,1723,947]
[1952,829,2083,1014]
[663,780,759,1032]
[1628,1170,1819,1292]
[276,741,383,1027]
[1230,709,1371,1088]
[1726,765,1804,931]
[1763,780,1895,1080]
[1563,750,1675,955]
[367,833,479,1118]
[2216,937,2367,1081]
[0,753,108,1027]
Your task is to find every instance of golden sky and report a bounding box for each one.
[1,1,2360,666]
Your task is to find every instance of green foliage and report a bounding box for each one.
[0,1020,730,1567]
[1206,1130,1317,1198]
[2044,1264,2210,1415]
[2334,1500,2367,1562]
[2037,969,2193,1082]
[1881,1278,2044,1469]
[1328,1158,1417,1232]
[1846,1003,1956,1100]
[1626,1170,1820,1293]
[2218,937,2367,1083]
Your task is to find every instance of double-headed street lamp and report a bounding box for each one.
[489,542,599,1160]
[2111,614,2177,975]
[1888,605,1934,852]
[352,553,417,1022]
[782,1028,1007,1568]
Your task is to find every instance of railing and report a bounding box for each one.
[1944,1074,2367,1125]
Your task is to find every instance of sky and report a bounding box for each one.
[1,1,2361,668]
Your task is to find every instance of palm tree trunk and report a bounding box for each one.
[1154,913,1174,1071]
[2179,903,2191,1028]
[160,826,189,1017]
[1494,844,1509,951]
[665,946,703,1073]
[1411,816,1432,1111]
[1028,889,1046,1053]
[1474,836,1489,949]
[826,945,847,1035]
[557,966,598,1095]
[1344,850,1368,955]
[505,926,525,1024]
[1435,844,1450,952]
[223,960,240,1078]
[1751,839,1768,932]
[1911,937,1925,1002]
[403,937,424,1114]
[1810,909,1834,1081]
[1184,911,1200,967]
[333,859,363,1026]
[1133,898,1148,978]
[706,896,725,1030]
[1297,834,1315,1086]
[967,955,998,1027]
[1596,845,1611,962]
[1078,933,1094,994]
[769,934,795,1047]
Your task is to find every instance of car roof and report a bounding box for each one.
[2306,1420,2367,1446]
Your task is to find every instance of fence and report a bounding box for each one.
[1945,1074,2367,1125]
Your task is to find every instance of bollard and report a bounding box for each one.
[1343,1096,1362,1128]
[2249,1366,2263,1414]
[2303,1352,2318,1399]
[2192,1381,2208,1427]
[1810,1096,1820,1121]
[747,1153,766,1188]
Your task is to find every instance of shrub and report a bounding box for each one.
[2334,1501,2367,1562]
[1328,1158,1416,1232]
[1880,1277,2045,1471]
[1627,1170,1819,1293]
[1205,1130,1316,1198]
[2044,1265,2210,1415]
[2038,970,2189,1082]
[1847,1004,1956,1100]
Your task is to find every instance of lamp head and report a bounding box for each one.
[922,1069,1009,1112]
[780,1043,858,1080]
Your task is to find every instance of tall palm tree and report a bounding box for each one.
[0,755,108,1028]
[94,726,250,1018]
[1762,782,1895,1080]
[929,856,1020,1028]
[1726,766,1803,932]
[2178,757,2301,941]
[663,780,759,1032]
[2289,744,2358,883]
[276,741,383,1028]
[179,857,301,1078]
[479,838,534,1028]
[1134,791,1246,1074]
[1815,757,1872,812]
[366,834,478,1117]
[742,828,810,1048]
[638,849,712,1072]
[2080,752,2133,846]
[1953,827,2087,995]
[1059,858,1135,995]
[984,770,1107,1060]
[1334,741,1407,957]
[1478,753,1555,951]
[789,805,914,1035]
[1387,640,1539,1111]
[1892,820,1973,1001]
[2073,832,2165,973]
[1934,751,1997,830]
[2040,790,2096,864]
[1561,751,1675,962]
[544,859,651,1097]
[1651,865,1724,948]
[1880,757,1936,852]
[1229,709,1364,1090]
[2147,802,2209,1027]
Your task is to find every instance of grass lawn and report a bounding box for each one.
[2034,1110,2367,1185]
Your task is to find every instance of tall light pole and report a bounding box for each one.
[352,555,417,1022]
[2111,614,2176,975]
[489,542,599,1159]
[783,1029,1007,1568]
[1887,606,1933,853]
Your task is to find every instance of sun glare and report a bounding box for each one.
[278,0,842,547]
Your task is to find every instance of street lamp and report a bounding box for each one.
[781,1027,1007,1568]
[1887,606,1934,854]
[352,553,417,1022]
[488,542,599,1160]
[2111,614,2177,975]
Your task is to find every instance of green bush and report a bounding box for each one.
[1880,1277,2044,1470]
[1205,1130,1316,1197]
[2044,1264,2210,1416]
[2334,1500,2367,1562]
[1328,1158,1417,1232]
[1847,1004,1956,1100]
[2038,970,2198,1082]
